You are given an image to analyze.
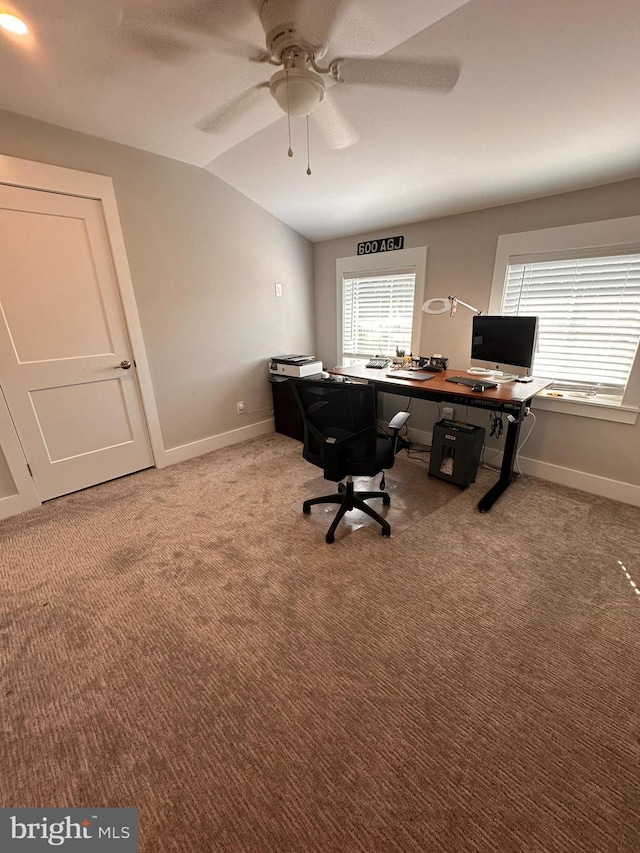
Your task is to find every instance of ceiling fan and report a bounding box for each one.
[122,0,461,163]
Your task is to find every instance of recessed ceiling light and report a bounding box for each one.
[0,13,28,35]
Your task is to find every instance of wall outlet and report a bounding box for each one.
[236,401,245,415]
[442,406,455,420]
[274,282,283,297]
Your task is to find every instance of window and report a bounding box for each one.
[342,272,416,362]
[503,251,640,400]
[490,217,640,423]
[336,247,427,368]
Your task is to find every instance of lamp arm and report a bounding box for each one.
[450,297,483,315]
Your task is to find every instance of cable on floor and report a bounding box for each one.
[406,445,431,463]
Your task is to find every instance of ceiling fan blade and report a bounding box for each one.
[204,34,269,62]
[164,10,268,62]
[169,0,260,34]
[312,95,359,150]
[297,0,346,46]
[333,57,461,93]
[196,83,270,133]
[120,1,266,63]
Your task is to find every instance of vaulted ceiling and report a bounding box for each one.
[1,0,639,241]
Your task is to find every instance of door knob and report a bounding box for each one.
[114,360,132,370]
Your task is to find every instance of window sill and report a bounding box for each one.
[532,393,639,424]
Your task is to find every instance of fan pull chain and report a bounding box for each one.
[286,68,293,157]
[306,116,312,175]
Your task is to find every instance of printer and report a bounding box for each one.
[269,354,323,378]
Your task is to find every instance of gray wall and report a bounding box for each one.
[2,106,639,499]
[0,109,315,498]
[313,178,640,489]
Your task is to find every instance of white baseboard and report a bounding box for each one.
[161,419,275,468]
[401,426,640,507]
[406,426,433,447]
[0,491,41,522]
[517,456,640,507]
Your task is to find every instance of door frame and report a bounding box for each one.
[0,154,164,520]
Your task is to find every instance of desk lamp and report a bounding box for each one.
[422,296,483,316]
[421,296,515,379]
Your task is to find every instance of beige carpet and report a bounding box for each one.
[1,433,639,852]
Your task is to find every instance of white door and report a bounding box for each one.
[0,184,154,501]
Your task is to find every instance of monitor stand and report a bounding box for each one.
[467,367,517,382]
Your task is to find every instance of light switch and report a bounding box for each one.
[275,282,283,297]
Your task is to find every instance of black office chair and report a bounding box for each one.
[289,378,410,543]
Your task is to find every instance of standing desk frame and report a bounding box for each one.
[330,366,551,512]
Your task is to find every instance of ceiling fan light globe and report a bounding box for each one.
[270,68,325,117]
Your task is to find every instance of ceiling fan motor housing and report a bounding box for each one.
[260,0,328,63]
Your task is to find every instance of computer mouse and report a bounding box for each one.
[471,383,485,391]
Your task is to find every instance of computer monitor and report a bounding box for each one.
[471,315,538,371]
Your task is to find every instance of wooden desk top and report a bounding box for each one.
[330,365,552,404]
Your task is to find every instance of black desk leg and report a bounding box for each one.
[477,412,523,513]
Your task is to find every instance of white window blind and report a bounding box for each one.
[503,252,640,397]
[343,272,416,360]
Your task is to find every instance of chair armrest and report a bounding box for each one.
[388,411,410,431]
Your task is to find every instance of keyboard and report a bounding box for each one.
[366,358,391,369]
[446,375,498,390]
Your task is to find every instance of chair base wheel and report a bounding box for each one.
[303,479,391,543]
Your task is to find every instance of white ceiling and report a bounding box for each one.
[1,0,640,241]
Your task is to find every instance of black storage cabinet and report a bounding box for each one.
[270,376,303,441]
[429,419,485,487]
